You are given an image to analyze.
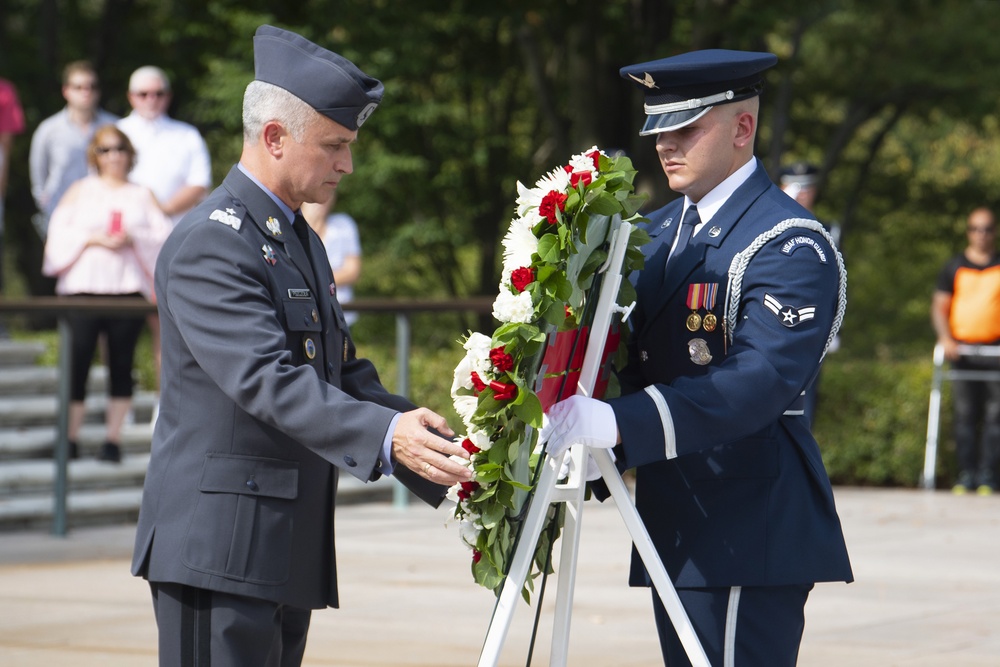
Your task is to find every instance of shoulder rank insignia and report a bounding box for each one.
[763,293,815,327]
[266,216,283,236]
[209,208,242,230]
[262,244,277,266]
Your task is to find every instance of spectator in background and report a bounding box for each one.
[0,77,26,315]
[30,61,119,239]
[118,66,212,387]
[932,206,1000,495]
[301,192,362,326]
[42,126,171,462]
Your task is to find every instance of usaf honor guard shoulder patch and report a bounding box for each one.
[209,208,242,230]
[763,293,816,328]
[780,235,827,263]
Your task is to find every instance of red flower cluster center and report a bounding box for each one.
[490,346,514,372]
[511,266,535,292]
[538,190,568,224]
[490,380,518,401]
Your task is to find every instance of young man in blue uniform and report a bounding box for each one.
[545,50,853,665]
[131,25,472,666]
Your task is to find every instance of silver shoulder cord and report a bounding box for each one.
[724,218,847,362]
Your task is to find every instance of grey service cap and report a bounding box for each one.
[253,24,384,131]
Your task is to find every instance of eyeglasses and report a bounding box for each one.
[131,89,167,99]
[95,145,128,156]
[68,82,98,92]
[968,226,995,234]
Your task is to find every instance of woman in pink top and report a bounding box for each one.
[43,125,171,462]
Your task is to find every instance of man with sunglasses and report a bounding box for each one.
[932,207,1000,495]
[29,61,119,239]
[118,66,211,224]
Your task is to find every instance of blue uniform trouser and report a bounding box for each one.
[652,583,812,666]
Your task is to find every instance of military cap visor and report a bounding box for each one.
[253,25,383,131]
[621,50,777,136]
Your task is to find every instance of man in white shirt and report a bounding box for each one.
[118,66,212,382]
[117,66,212,223]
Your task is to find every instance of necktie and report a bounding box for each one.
[292,213,315,270]
[671,205,700,260]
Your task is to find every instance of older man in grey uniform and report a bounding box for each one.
[131,25,472,666]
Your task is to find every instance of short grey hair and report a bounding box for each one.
[129,66,170,92]
[242,80,316,144]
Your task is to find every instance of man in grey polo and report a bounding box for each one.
[29,61,118,238]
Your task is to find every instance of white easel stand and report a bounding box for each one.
[477,220,709,666]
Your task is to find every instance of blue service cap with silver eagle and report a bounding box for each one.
[620,49,777,136]
[253,24,383,131]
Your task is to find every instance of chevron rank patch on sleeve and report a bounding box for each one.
[763,293,816,327]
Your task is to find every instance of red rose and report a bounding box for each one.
[462,437,481,454]
[473,549,482,563]
[569,170,592,188]
[490,380,518,401]
[587,149,601,169]
[490,346,514,372]
[538,190,568,224]
[471,372,487,393]
[511,266,535,292]
[461,481,480,493]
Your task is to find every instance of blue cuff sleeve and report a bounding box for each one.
[378,413,401,476]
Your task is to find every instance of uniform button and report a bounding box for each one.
[327,363,335,374]
[344,455,357,467]
[246,478,259,492]
[303,315,310,325]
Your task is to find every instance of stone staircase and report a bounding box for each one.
[0,338,396,533]
[0,338,158,531]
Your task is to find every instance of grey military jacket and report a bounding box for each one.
[132,166,416,609]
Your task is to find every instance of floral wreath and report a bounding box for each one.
[448,147,649,597]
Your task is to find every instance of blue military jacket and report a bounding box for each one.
[607,161,853,589]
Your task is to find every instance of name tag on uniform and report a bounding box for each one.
[288,289,313,300]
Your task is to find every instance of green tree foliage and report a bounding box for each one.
[4,3,1000,486]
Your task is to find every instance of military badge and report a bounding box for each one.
[304,338,317,360]
[209,208,242,230]
[688,338,712,365]
[262,244,277,266]
[329,282,336,297]
[763,293,816,327]
[686,283,719,333]
[266,216,283,236]
[708,226,722,238]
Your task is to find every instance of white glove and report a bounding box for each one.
[556,449,615,482]
[544,395,618,458]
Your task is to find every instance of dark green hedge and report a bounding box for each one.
[813,355,957,489]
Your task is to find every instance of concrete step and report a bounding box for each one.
[0,390,157,429]
[0,364,109,396]
[0,339,46,367]
[0,453,151,496]
[0,421,154,461]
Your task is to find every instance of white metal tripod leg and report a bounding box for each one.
[549,445,589,666]
[592,448,711,667]
[478,451,564,667]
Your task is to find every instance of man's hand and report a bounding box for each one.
[544,395,619,458]
[392,408,473,485]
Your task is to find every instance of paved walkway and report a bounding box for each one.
[0,487,998,666]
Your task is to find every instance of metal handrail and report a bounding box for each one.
[922,343,1000,490]
[0,296,494,534]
